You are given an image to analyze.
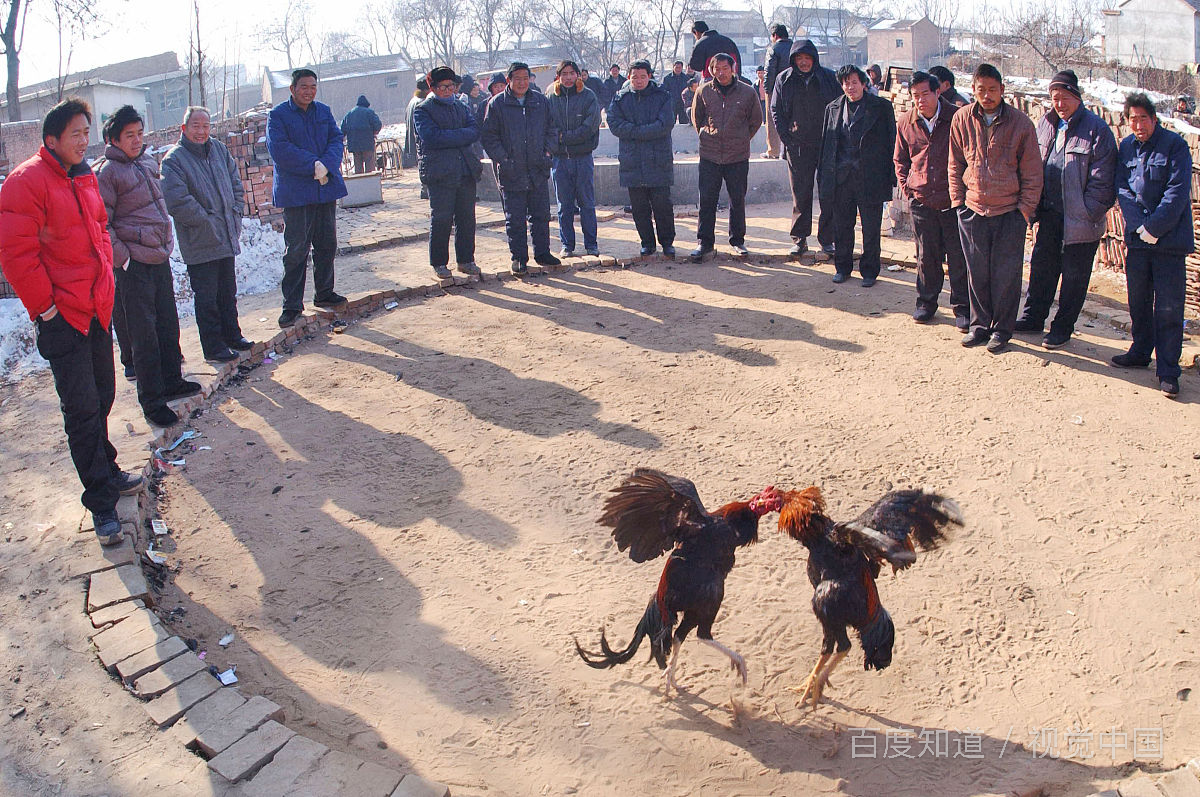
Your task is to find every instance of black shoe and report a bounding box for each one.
[1042,331,1071,350]
[662,245,676,259]
[640,245,656,256]
[585,248,599,257]
[145,405,179,428]
[689,246,713,263]
[534,253,561,267]
[1161,378,1180,397]
[831,272,848,284]
[510,260,528,276]
[912,307,936,324]
[861,275,877,287]
[227,337,254,351]
[961,329,989,347]
[789,242,807,257]
[622,205,632,213]
[731,244,749,256]
[1013,317,1043,333]
[123,364,137,382]
[164,380,202,402]
[457,262,481,276]
[433,264,453,279]
[112,470,144,496]
[205,348,239,363]
[92,510,122,545]
[821,243,836,255]
[986,333,1009,354]
[278,309,301,328]
[313,292,348,308]
[1111,352,1151,368]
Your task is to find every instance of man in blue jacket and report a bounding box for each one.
[546,60,601,258]
[341,95,383,173]
[481,61,561,275]
[1113,92,1193,397]
[267,68,349,327]
[414,66,483,281]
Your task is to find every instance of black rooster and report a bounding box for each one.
[574,468,783,692]
[775,486,962,707]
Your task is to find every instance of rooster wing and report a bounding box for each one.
[598,468,712,562]
[833,489,963,571]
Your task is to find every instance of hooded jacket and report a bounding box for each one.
[607,79,675,188]
[689,29,743,79]
[0,147,114,333]
[770,39,840,150]
[96,144,174,266]
[480,86,558,191]
[266,97,348,208]
[546,79,600,157]
[413,94,483,186]
[161,135,245,265]
[341,95,383,154]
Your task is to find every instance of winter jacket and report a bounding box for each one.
[341,95,383,154]
[770,40,841,150]
[693,78,763,165]
[764,37,792,98]
[403,93,425,167]
[893,100,959,210]
[584,76,606,106]
[413,94,483,186]
[817,91,897,207]
[603,75,626,105]
[0,147,114,333]
[941,87,969,108]
[607,80,676,188]
[1117,124,1195,256]
[160,135,245,265]
[97,145,174,266]
[661,71,690,112]
[546,80,600,157]
[480,87,557,191]
[949,101,1042,220]
[1033,105,1117,244]
[266,97,348,208]
[689,29,742,79]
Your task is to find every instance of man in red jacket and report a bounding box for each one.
[0,98,142,545]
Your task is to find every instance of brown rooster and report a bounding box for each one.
[574,468,783,692]
[775,485,962,707]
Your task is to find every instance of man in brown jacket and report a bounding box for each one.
[894,70,968,327]
[949,63,1043,353]
[690,53,763,262]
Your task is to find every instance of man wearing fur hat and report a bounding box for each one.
[546,60,601,258]
[1015,69,1116,350]
[414,66,483,280]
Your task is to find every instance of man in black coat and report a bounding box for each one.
[481,61,561,275]
[817,65,896,285]
[661,61,690,125]
[688,20,742,79]
[582,69,606,103]
[603,65,626,106]
[770,39,840,257]
[414,66,484,280]
[763,23,791,158]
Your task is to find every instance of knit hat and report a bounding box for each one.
[428,66,458,87]
[488,72,506,89]
[1049,69,1081,99]
[507,61,530,79]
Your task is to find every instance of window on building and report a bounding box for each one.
[385,75,399,88]
[896,38,904,48]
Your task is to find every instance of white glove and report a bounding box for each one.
[1137,225,1159,245]
[314,160,329,185]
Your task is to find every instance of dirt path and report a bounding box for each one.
[146,259,1198,797]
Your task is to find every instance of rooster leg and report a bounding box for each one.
[806,650,847,707]
[702,638,748,685]
[788,652,830,704]
[663,639,682,694]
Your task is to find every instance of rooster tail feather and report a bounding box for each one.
[575,598,673,670]
[859,607,894,671]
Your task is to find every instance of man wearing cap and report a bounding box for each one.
[414,66,483,281]
[1015,69,1116,350]
[481,61,561,275]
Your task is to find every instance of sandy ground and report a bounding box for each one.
[145,257,1199,797]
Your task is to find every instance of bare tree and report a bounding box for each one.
[320,31,374,63]
[470,0,507,69]
[903,0,959,62]
[361,0,398,55]
[1009,0,1101,71]
[502,0,529,51]
[528,0,593,64]
[646,0,710,68]
[187,0,206,106]
[259,0,311,69]
[3,0,107,121]
[395,0,470,69]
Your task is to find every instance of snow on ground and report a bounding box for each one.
[0,219,284,385]
[379,122,405,141]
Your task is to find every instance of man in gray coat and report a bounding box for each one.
[161,106,252,364]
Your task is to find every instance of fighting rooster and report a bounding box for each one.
[574,468,783,692]
[776,486,962,707]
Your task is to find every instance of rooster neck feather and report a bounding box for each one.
[778,487,827,544]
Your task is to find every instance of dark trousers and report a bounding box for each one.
[281,201,338,312]
[111,281,132,371]
[352,151,376,174]
[552,155,598,252]
[831,180,883,279]
[628,186,675,249]
[1022,209,1100,336]
[428,178,477,267]
[499,177,551,263]
[911,200,969,319]
[186,256,244,358]
[697,158,748,248]
[1125,248,1186,380]
[116,260,184,413]
[784,145,832,246]
[675,107,689,125]
[957,208,1027,337]
[36,316,119,514]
